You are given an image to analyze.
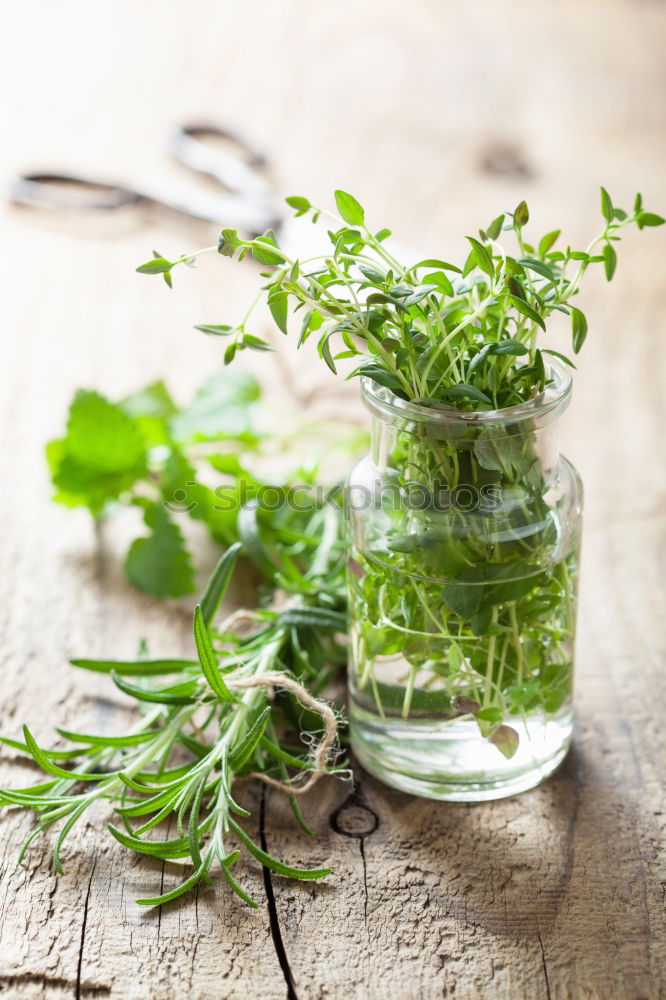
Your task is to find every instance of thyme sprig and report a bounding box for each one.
[135,185,663,762]
[138,188,663,409]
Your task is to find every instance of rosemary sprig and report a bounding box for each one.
[1,510,349,907]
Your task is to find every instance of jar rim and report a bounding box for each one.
[360,357,572,428]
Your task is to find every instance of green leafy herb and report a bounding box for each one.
[0,525,348,906]
[136,187,662,411]
[125,503,195,597]
[24,185,660,909]
[46,372,368,599]
[132,184,662,760]
[47,390,148,516]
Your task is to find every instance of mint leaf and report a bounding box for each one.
[125,504,194,597]
[120,380,176,421]
[190,481,255,545]
[48,391,147,515]
[158,448,243,545]
[160,447,197,508]
[66,390,146,472]
[120,380,177,447]
[170,371,261,443]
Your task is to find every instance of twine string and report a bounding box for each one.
[226,671,339,796]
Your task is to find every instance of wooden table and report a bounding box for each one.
[1,2,665,997]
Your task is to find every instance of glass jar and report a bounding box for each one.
[345,360,583,801]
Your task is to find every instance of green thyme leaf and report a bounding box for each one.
[136,257,173,275]
[514,200,529,227]
[484,214,505,241]
[465,236,494,278]
[600,187,614,222]
[602,243,617,281]
[636,211,665,228]
[218,229,242,258]
[506,294,546,330]
[571,307,588,354]
[517,257,555,281]
[268,289,289,334]
[538,230,560,255]
[285,195,311,216]
[334,189,365,226]
[194,324,235,337]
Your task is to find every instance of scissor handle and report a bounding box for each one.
[171,124,273,201]
[9,172,144,211]
[176,124,266,166]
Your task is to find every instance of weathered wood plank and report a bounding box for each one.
[263,516,666,999]
[0,0,665,997]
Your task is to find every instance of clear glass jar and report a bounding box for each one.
[345,360,583,801]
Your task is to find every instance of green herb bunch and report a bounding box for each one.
[135,187,662,762]
[16,186,662,900]
[47,370,366,597]
[1,500,350,906]
[138,187,663,408]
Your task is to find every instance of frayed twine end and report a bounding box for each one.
[227,670,340,796]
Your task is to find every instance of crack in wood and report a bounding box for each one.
[0,973,110,998]
[330,780,377,930]
[359,837,369,925]
[76,857,97,1000]
[259,786,299,1000]
[157,857,165,940]
[536,923,552,1000]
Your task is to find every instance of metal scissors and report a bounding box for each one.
[9,124,281,237]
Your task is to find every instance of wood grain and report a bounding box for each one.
[1,1,665,997]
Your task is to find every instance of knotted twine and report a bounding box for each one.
[226,671,339,795]
[219,610,341,797]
